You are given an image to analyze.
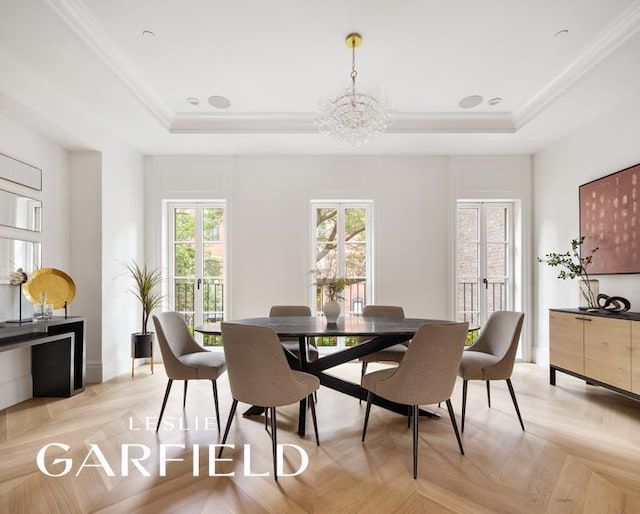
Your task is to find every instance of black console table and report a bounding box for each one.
[0,317,85,397]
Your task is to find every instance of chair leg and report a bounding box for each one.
[309,394,320,445]
[211,380,220,432]
[407,405,411,428]
[218,399,238,458]
[461,379,468,433]
[412,404,419,479]
[156,379,174,432]
[445,399,465,455]
[362,392,373,442]
[270,407,278,481]
[486,380,491,408]
[183,380,188,408]
[506,379,525,431]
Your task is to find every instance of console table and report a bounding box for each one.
[549,308,640,402]
[0,317,85,397]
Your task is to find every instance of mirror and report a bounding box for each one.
[0,189,42,231]
[0,152,42,191]
[0,237,41,285]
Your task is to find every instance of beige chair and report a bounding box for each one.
[458,311,525,432]
[269,305,319,363]
[152,311,227,433]
[219,322,320,481]
[362,322,468,479]
[358,305,407,382]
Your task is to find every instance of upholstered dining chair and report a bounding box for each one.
[219,322,320,481]
[458,310,525,432]
[152,311,227,433]
[361,322,468,479]
[358,305,407,393]
[269,305,319,363]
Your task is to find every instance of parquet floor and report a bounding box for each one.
[1,362,639,513]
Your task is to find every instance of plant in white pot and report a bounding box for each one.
[538,236,599,309]
[126,260,163,375]
[312,269,351,323]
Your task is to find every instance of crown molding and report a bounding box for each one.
[513,0,640,129]
[44,0,174,128]
[170,112,515,134]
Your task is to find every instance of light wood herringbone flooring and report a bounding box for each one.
[1,362,639,513]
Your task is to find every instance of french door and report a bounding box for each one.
[167,202,226,344]
[311,202,372,349]
[456,202,513,328]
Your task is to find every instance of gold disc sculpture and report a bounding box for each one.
[23,268,76,309]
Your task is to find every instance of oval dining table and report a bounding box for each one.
[196,315,462,436]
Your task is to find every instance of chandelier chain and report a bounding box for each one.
[351,41,358,105]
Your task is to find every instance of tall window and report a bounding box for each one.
[311,202,372,323]
[456,202,513,328]
[168,202,226,345]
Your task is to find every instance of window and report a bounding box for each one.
[167,202,226,345]
[456,202,513,328]
[311,202,372,347]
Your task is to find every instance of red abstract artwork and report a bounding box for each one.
[579,163,640,274]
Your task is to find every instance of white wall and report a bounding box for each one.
[533,96,640,363]
[0,114,70,409]
[100,148,145,380]
[70,147,145,383]
[0,119,145,407]
[146,154,531,329]
[452,156,533,359]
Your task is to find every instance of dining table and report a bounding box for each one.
[196,315,463,436]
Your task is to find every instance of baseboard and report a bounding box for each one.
[0,375,32,410]
[85,360,103,384]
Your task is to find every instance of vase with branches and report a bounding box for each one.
[538,236,599,309]
[311,269,352,323]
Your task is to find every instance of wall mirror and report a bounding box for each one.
[0,189,42,231]
[0,152,42,191]
[0,237,41,284]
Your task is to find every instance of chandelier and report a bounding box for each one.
[316,33,391,147]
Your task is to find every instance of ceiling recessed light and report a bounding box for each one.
[141,30,156,39]
[487,97,502,106]
[554,29,569,38]
[208,95,231,109]
[187,97,200,105]
[459,95,483,109]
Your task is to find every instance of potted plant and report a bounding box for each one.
[126,260,163,371]
[538,236,599,309]
[312,269,351,323]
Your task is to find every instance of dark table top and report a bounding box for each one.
[195,316,460,338]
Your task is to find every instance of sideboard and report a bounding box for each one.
[549,308,640,402]
[0,317,85,397]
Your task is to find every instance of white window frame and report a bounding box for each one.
[310,201,373,327]
[166,201,227,341]
[456,201,514,329]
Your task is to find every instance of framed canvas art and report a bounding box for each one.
[579,162,640,274]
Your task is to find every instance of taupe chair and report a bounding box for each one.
[219,322,320,481]
[152,311,227,433]
[358,305,407,388]
[458,311,525,432]
[269,305,319,363]
[362,322,468,479]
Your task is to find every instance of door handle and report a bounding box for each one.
[197,278,202,290]
[482,278,488,289]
